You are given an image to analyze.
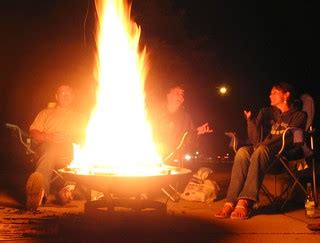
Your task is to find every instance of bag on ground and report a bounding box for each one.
[180,167,220,203]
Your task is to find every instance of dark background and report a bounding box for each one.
[0,0,318,159]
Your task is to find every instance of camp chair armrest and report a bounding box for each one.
[278,127,304,155]
[225,132,254,153]
[225,132,238,153]
[5,123,35,154]
[164,131,189,163]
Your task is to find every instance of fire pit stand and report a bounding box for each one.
[84,193,167,215]
[59,167,191,215]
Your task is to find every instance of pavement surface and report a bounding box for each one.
[0,161,319,242]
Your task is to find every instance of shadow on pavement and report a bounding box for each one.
[58,212,229,242]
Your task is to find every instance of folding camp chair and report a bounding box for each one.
[161,131,191,202]
[226,93,318,210]
[5,123,64,184]
[261,94,318,209]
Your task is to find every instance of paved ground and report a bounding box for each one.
[0,161,319,242]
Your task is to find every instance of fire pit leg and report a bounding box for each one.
[84,195,115,214]
[104,194,115,212]
[133,193,142,212]
[83,192,167,215]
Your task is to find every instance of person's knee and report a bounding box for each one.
[253,145,269,156]
[37,142,57,155]
[235,146,252,159]
[36,143,60,165]
[250,145,271,167]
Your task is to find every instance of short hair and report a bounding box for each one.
[166,83,186,94]
[272,82,296,104]
[55,84,74,94]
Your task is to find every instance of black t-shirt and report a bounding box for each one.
[156,107,194,156]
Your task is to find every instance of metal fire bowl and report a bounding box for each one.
[59,166,191,196]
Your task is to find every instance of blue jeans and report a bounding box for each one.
[226,145,275,204]
[35,142,73,196]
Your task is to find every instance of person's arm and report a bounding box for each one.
[183,115,213,151]
[247,108,266,145]
[261,111,307,147]
[29,109,70,144]
[29,110,52,143]
[29,129,53,143]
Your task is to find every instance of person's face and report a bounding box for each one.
[55,85,74,108]
[167,87,184,112]
[269,87,289,107]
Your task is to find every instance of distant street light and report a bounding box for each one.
[219,86,227,95]
[216,85,229,96]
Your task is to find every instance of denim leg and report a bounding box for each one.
[238,145,275,202]
[35,142,73,196]
[226,146,254,204]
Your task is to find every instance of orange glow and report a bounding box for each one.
[69,0,164,176]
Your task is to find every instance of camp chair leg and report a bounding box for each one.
[161,184,180,202]
[276,183,291,202]
[261,161,285,206]
[280,179,301,210]
[277,159,308,210]
[312,157,318,207]
[279,158,307,195]
[262,156,309,210]
[51,169,65,184]
[260,184,275,204]
[280,172,307,210]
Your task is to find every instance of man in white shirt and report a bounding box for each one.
[26,84,86,210]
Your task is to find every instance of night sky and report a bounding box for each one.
[0,0,318,156]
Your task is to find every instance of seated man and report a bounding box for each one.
[26,84,86,210]
[215,82,307,219]
[154,84,212,162]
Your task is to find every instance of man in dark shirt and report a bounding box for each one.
[215,82,307,219]
[155,85,212,163]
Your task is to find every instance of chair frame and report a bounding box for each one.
[260,126,318,210]
[5,123,65,184]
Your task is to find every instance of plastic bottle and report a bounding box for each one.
[305,183,315,217]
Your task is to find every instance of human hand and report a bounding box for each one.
[244,110,251,119]
[197,122,213,135]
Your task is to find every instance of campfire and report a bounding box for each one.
[69,0,162,176]
[59,0,191,212]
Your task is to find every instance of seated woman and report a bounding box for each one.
[215,82,307,219]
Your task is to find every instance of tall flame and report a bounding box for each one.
[70,0,163,175]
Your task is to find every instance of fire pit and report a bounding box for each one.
[59,166,191,214]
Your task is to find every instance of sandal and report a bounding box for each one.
[214,203,234,219]
[230,205,250,220]
[56,185,74,205]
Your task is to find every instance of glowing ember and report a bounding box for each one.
[68,0,165,176]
